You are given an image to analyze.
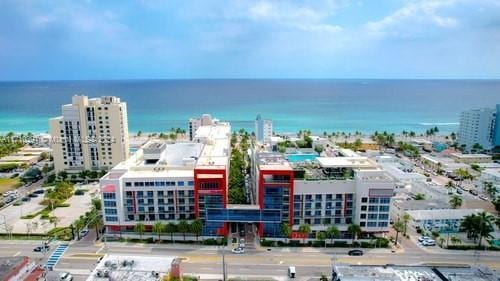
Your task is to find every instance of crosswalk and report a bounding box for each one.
[46,244,69,269]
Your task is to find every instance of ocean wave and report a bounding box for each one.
[419,122,459,126]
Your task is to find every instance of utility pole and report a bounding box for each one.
[222,243,227,281]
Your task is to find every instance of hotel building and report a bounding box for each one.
[100,121,231,235]
[101,119,394,239]
[457,106,497,152]
[188,114,218,141]
[253,152,394,238]
[255,114,273,144]
[49,95,129,172]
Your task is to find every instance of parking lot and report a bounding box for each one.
[0,183,99,234]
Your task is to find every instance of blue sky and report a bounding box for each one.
[0,0,499,80]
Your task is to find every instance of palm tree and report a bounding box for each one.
[449,195,463,209]
[445,181,454,193]
[165,222,177,242]
[178,220,189,241]
[134,223,146,240]
[460,214,479,242]
[280,223,292,243]
[316,231,327,247]
[88,211,102,240]
[402,213,411,236]
[153,222,165,242]
[347,224,361,244]
[476,211,494,248]
[298,224,311,244]
[326,225,340,245]
[483,181,496,199]
[450,236,461,246]
[454,168,469,187]
[393,220,405,245]
[190,219,203,242]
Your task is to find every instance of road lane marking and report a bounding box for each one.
[14,251,21,256]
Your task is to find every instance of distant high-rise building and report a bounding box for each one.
[49,95,129,172]
[457,107,496,152]
[188,114,217,141]
[255,114,273,143]
[494,104,500,147]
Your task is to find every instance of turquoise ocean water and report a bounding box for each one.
[0,79,499,134]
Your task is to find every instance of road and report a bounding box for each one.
[1,238,499,281]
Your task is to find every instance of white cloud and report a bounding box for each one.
[366,0,459,36]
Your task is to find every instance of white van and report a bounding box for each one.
[288,266,296,278]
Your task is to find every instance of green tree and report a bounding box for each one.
[476,211,494,248]
[298,224,311,244]
[460,214,479,242]
[316,231,327,247]
[450,236,461,246]
[414,193,426,200]
[347,224,362,243]
[483,181,496,199]
[402,213,411,236]
[449,195,463,209]
[393,220,405,245]
[88,210,102,240]
[280,223,292,243]
[166,222,177,242]
[353,138,363,151]
[178,220,189,241]
[91,198,102,211]
[326,225,340,245]
[134,223,146,240]
[57,170,68,181]
[190,219,203,242]
[153,222,165,241]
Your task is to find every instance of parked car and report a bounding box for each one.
[347,249,364,256]
[21,197,30,202]
[456,189,463,195]
[422,239,436,246]
[33,245,50,252]
[418,236,430,242]
[479,195,489,201]
[59,272,73,281]
[79,229,89,238]
[34,189,45,194]
[28,193,38,198]
[469,189,478,196]
[231,247,244,254]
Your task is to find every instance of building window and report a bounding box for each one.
[361,197,368,203]
[178,181,185,186]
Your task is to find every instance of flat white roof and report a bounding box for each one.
[483,168,500,178]
[317,156,377,169]
[406,208,484,221]
[195,123,230,168]
[451,153,492,159]
[86,254,175,281]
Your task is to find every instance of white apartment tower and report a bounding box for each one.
[49,95,129,172]
[255,114,273,143]
[457,108,496,151]
[188,114,217,141]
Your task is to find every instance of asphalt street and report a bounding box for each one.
[1,238,499,281]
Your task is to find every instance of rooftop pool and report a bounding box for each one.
[286,153,318,163]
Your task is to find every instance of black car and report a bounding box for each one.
[348,249,364,256]
[33,245,50,252]
[34,189,45,194]
[21,197,30,202]
[28,193,38,198]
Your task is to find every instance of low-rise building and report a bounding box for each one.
[405,208,484,233]
[86,254,179,281]
[0,256,44,281]
[450,153,492,164]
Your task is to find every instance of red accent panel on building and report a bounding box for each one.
[291,231,307,239]
[194,168,227,218]
[258,169,295,226]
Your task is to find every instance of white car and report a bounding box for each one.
[231,247,244,254]
[59,272,73,281]
[418,236,430,242]
[422,239,436,246]
[479,195,489,201]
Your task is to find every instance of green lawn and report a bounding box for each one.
[0,177,22,194]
